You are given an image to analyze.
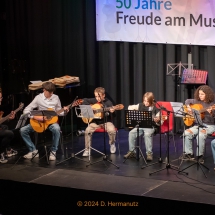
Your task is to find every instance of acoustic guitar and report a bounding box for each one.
[30,99,83,133]
[0,103,24,125]
[82,103,124,124]
[183,103,215,126]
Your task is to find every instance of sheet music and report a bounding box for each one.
[15,114,28,129]
[170,102,184,117]
[79,105,95,118]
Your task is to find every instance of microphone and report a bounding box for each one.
[153,99,157,103]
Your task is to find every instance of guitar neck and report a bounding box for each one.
[56,103,72,115]
[0,106,23,125]
[94,106,112,114]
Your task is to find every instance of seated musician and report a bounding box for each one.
[82,87,116,156]
[0,90,17,163]
[124,92,161,161]
[183,85,215,164]
[20,82,69,160]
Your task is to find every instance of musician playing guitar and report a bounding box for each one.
[0,90,17,163]
[81,87,117,156]
[124,92,162,161]
[183,85,215,164]
[20,82,69,161]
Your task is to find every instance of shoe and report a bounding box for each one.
[82,149,89,157]
[6,148,18,158]
[197,155,204,164]
[182,153,195,160]
[0,153,8,163]
[49,151,56,161]
[110,143,116,154]
[23,150,39,159]
[146,153,153,161]
[124,151,136,159]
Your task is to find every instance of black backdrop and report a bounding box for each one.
[1,0,215,129]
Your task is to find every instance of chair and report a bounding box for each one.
[156,101,176,152]
[34,130,64,155]
[33,124,64,164]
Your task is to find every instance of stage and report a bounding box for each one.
[1,129,215,214]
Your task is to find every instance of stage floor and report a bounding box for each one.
[1,129,215,214]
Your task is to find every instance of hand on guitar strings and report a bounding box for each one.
[9,111,15,120]
[63,106,69,115]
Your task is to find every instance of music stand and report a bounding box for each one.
[56,102,89,165]
[12,114,29,167]
[30,110,57,164]
[123,110,152,165]
[75,105,119,168]
[170,104,193,170]
[178,109,209,178]
[15,113,28,130]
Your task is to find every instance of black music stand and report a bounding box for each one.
[12,113,29,167]
[123,110,152,165]
[141,103,164,170]
[178,109,209,178]
[30,110,58,165]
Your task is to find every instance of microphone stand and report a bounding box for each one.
[148,104,186,175]
[86,94,119,168]
[56,96,87,166]
[141,100,163,169]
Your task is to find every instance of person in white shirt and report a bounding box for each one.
[20,82,69,160]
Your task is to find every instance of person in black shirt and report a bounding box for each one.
[81,87,116,156]
[124,92,161,161]
[0,91,16,163]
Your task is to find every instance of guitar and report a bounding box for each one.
[183,103,215,126]
[0,103,24,125]
[30,99,83,133]
[82,103,124,124]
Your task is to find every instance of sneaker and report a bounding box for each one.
[49,151,56,161]
[6,148,18,158]
[197,155,204,164]
[110,143,116,154]
[147,153,153,161]
[23,150,39,159]
[82,149,89,157]
[0,153,8,164]
[182,153,195,160]
[124,151,136,159]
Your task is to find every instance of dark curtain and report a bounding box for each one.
[1,0,215,129]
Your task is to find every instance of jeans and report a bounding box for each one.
[20,123,61,152]
[128,127,155,155]
[184,124,215,156]
[211,139,215,164]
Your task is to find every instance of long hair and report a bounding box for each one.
[143,92,154,106]
[194,85,214,103]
